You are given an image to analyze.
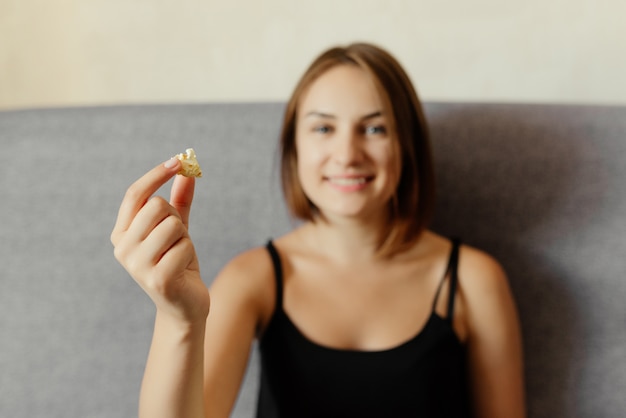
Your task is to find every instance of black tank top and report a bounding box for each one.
[256,239,472,418]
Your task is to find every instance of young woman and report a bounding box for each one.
[111,43,526,417]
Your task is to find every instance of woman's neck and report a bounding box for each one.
[298,214,388,264]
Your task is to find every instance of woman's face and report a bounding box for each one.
[295,64,401,223]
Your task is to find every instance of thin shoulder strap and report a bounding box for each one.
[431,238,462,320]
[446,238,461,320]
[265,240,284,311]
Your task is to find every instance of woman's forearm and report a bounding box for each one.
[139,310,207,418]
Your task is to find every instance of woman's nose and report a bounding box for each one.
[332,130,363,165]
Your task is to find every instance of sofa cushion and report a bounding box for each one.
[1,102,625,417]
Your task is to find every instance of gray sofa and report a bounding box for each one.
[1,102,625,417]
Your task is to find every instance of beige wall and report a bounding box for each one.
[1,0,625,110]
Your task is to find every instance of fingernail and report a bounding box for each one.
[164,158,178,169]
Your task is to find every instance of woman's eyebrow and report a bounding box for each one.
[304,111,335,119]
[303,110,383,120]
[361,111,383,121]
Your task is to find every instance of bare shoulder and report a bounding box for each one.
[456,242,526,417]
[209,245,276,332]
[455,241,521,339]
[202,245,277,416]
[213,245,275,286]
[457,243,508,291]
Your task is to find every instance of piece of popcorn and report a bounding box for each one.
[174,148,203,178]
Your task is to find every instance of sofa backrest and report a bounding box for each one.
[1,102,625,417]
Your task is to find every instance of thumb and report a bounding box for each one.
[170,175,195,228]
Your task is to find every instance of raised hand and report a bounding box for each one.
[111,158,210,324]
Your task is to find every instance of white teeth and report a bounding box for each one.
[329,177,367,186]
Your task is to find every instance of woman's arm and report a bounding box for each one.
[140,313,208,417]
[111,160,211,417]
[111,159,269,417]
[201,249,274,417]
[459,246,526,418]
[135,248,264,418]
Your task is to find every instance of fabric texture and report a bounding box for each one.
[257,239,472,418]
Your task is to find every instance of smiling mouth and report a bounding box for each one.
[326,176,373,186]
[329,177,366,186]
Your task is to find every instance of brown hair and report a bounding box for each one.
[279,43,435,257]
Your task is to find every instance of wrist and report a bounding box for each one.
[154,309,207,340]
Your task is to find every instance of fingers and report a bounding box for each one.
[157,236,197,282]
[144,211,189,265]
[111,158,181,243]
[126,196,183,246]
[170,174,195,228]
[111,157,207,323]
[114,198,189,279]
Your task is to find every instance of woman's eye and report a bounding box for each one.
[365,125,387,135]
[313,125,332,134]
